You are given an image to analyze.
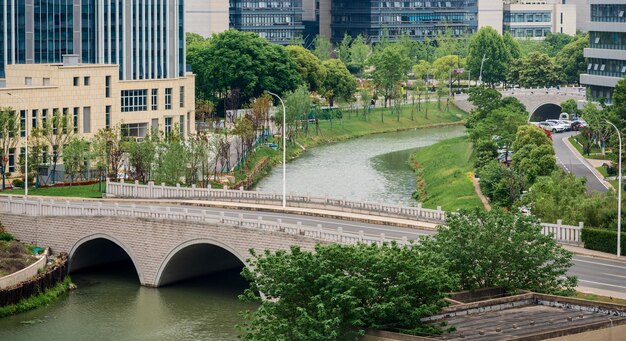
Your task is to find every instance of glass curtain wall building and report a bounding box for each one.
[580,2,626,103]
[229,0,305,45]
[330,0,478,43]
[0,0,185,80]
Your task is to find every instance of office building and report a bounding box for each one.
[187,0,230,37]
[580,1,626,103]
[503,0,577,39]
[1,0,186,81]
[567,0,591,32]
[229,0,305,45]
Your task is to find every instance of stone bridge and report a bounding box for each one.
[0,196,398,287]
[454,87,586,121]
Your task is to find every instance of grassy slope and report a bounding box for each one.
[409,136,482,211]
[0,183,103,198]
[0,276,72,318]
[568,135,610,160]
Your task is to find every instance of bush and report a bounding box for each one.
[582,228,626,254]
[11,179,24,188]
[0,232,14,242]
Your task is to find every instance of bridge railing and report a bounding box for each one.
[105,180,447,224]
[105,180,585,245]
[0,196,407,247]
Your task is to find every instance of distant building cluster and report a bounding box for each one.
[187,0,580,44]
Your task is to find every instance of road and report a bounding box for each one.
[553,131,609,192]
[68,200,626,297]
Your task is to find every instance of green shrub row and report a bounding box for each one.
[581,228,626,254]
[0,276,72,318]
[0,232,14,242]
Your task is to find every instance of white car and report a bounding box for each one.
[539,121,563,133]
[546,119,570,132]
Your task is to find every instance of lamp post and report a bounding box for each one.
[267,91,287,208]
[6,93,28,196]
[606,120,622,257]
[479,54,489,86]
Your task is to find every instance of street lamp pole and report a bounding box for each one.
[606,119,622,257]
[268,91,287,208]
[7,93,28,196]
[479,54,488,86]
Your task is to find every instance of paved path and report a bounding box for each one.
[553,131,609,192]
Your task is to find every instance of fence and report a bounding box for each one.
[0,196,406,247]
[105,180,448,224]
[104,180,584,244]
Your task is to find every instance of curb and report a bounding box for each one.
[561,134,611,191]
[563,245,626,263]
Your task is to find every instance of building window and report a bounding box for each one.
[105,106,111,129]
[165,117,172,136]
[52,109,59,134]
[73,108,79,133]
[31,110,37,129]
[73,77,79,86]
[43,78,50,86]
[165,88,172,110]
[8,148,15,173]
[20,110,26,138]
[121,90,148,112]
[121,123,149,138]
[42,109,48,129]
[62,108,69,134]
[84,76,90,86]
[180,115,184,136]
[83,107,91,134]
[179,86,185,108]
[25,77,32,85]
[105,76,111,97]
[152,89,158,110]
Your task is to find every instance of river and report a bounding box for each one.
[0,125,465,340]
[254,125,467,206]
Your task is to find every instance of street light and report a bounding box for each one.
[6,93,28,196]
[606,119,622,257]
[479,54,489,86]
[267,91,287,208]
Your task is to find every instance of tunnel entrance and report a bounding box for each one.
[157,243,246,287]
[69,237,140,282]
[529,103,562,122]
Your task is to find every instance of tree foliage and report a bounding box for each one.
[422,209,577,294]
[370,44,412,107]
[240,243,456,340]
[322,59,357,107]
[512,125,556,184]
[467,27,510,85]
[514,52,561,88]
[63,136,90,182]
[287,45,327,92]
[555,34,588,85]
[312,35,333,61]
[0,107,20,190]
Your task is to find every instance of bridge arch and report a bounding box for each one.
[154,238,248,287]
[69,233,145,284]
[528,103,562,122]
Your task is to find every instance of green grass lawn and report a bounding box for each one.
[0,182,104,198]
[568,136,610,160]
[409,136,483,211]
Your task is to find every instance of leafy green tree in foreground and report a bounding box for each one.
[466,26,510,86]
[287,45,327,93]
[63,136,91,183]
[322,59,357,107]
[370,44,412,108]
[239,243,456,340]
[422,209,577,294]
[0,107,20,190]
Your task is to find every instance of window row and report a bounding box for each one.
[591,4,626,23]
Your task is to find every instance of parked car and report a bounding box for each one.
[571,120,588,131]
[546,119,570,132]
[539,121,563,133]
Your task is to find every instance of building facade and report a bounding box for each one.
[503,0,577,39]
[229,0,305,45]
[330,0,479,43]
[186,0,229,38]
[0,58,195,175]
[580,1,626,103]
[0,0,186,81]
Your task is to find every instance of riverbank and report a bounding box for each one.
[241,102,466,189]
[0,276,72,318]
[408,136,482,211]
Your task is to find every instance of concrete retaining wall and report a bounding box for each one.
[0,249,48,289]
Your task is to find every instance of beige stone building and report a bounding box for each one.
[0,56,195,176]
[503,0,577,39]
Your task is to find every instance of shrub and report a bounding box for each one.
[582,228,626,254]
[11,179,24,188]
[0,232,14,242]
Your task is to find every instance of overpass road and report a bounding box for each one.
[66,200,626,298]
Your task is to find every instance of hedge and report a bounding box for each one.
[581,228,626,254]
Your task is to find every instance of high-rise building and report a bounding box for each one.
[330,0,479,43]
[229,0,305,45]
[1,0,186,81]
[503,0,576,39]
[580,1,626,103]
[186,0,230,38]
[566,0,591,32]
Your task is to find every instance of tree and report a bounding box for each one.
[336,33,352,63]
[195,99,215,123]
[556,34,589,85]
[467,27,510,86]
[312,35,333,61]
[239,243,457,340]
[187,132,212,186]
[512,125,556,185]
[432,55,464,91]
[250,93,273,139]
[478,160,525,208]
[412,60,431,83]
[199,30,302,107]
[127,135,156,182]
[543,32,575,57]
[281,85,312,139]
[370,44,412,107]
[348,35,371,76]
[465,86,503,127]
[0,107,20,190]
[322,59,357,107]
[154,134,189,185]
[503,32,522,60]
[92,127,125,179]
[287,45,327,93]
[522,170,587,225]
[518,52,561,88]
[560,99,580,118]
[38,108,74,183]
[63,136,90,183]
[186,33,213,100]
[422,209,577,294]
[19,129,48,187]
[469,106,527,162]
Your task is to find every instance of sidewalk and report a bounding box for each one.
[563,244,626,263]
